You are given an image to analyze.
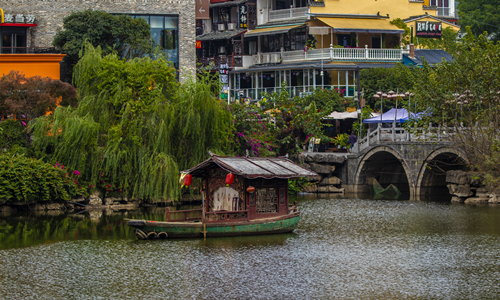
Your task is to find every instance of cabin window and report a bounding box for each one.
[256,188,278,213]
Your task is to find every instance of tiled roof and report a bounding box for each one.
[197,29,246,41]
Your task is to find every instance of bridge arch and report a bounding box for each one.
[416,147,469,201]
[354,146,413,197]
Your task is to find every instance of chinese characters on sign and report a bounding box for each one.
[416,21,442,38]
[2,13,35,23]
[219,63,229,99]
[239,4,247,29]
[196,41,201,49]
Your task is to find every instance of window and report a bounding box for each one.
[256,188,278,213]
[131,14,179,68]
[1,27,26,53]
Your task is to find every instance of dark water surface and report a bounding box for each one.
[1,195,500,299]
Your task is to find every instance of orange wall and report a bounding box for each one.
[0,54,65,80]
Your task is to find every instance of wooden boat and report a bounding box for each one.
[128,154,317,239]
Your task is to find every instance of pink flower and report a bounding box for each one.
[102,180,105,183]
[60,165,64,169]
[73,170,81,176]
[119,189,122,192]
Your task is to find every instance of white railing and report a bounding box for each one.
[252,46,403,66]
[352,123,455,154]
[268,7,308,22]
[331,46,402,61]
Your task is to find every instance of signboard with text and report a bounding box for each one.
[196,0,210,19]
[0,9,36,24]
[416,21,442,38]
[238,4,247,29]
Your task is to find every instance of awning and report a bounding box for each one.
[363,108,409,123]
[245,24,304,37]
[317,18,404,34]
[324,111,358,119]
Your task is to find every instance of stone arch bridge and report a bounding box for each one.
[342,141,468,199]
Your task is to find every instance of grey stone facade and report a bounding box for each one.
[2,0,196,78]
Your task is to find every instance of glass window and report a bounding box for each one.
[150,16,164,29]
[129,14,179,68]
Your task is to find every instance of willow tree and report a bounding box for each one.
[32,43,232,202]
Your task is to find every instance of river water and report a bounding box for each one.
[1,194,500,299]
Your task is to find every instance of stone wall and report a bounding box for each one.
[297,153,346,193]
[446,170,500,204]
[2,0,196,78]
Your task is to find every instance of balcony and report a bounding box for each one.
[198,55,244,70]
[437,8,458,18]
[252,46,404,66]
[268,7,308,22]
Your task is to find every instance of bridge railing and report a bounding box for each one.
[353,123,455,153]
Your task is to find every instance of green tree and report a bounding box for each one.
[360,67,414,111]
[458,0,500,42]
[303,88,345,112]
[52,10,155,82]
[262,84,334,155]
[32,43,232,202]
[398,28,500,176]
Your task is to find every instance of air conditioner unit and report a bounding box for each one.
[253,54,262,64]
[270,53,281,63]
[262,54,271,64]
[218,23,225,31]
[227,23,236,30]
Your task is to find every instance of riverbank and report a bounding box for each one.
[0,193,203,215]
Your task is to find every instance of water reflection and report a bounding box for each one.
[1,197,500,299]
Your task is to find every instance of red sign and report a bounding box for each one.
[196,0,210,20]
[196,41,201,49]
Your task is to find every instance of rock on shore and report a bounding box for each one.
[446,170,500,204]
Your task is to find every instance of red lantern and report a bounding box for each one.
[226,173,234,185]
[246,186,255,193]
[183,174,192,186]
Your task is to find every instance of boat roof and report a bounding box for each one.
[183,155,317,179]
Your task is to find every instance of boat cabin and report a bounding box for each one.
[172,155,317,223]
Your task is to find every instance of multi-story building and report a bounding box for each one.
[1,1,196,79]
[196,0,459,102]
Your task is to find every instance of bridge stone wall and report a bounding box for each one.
[299,141,467,199]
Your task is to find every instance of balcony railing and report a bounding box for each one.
[0,47,57,54]
[268,7,308,22]
[252,46,403,65]
[437,7,458,18]
[198,55,243,70]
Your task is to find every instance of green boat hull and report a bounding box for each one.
[128,213,301,239]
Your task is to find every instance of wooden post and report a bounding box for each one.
[202,191,207,238]
[166,207,170,222]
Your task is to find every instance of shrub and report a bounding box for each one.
[0,120,28,151]
[0,155,82,203]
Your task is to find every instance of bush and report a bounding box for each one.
[0,120,28,151]
[0,155,82,203]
